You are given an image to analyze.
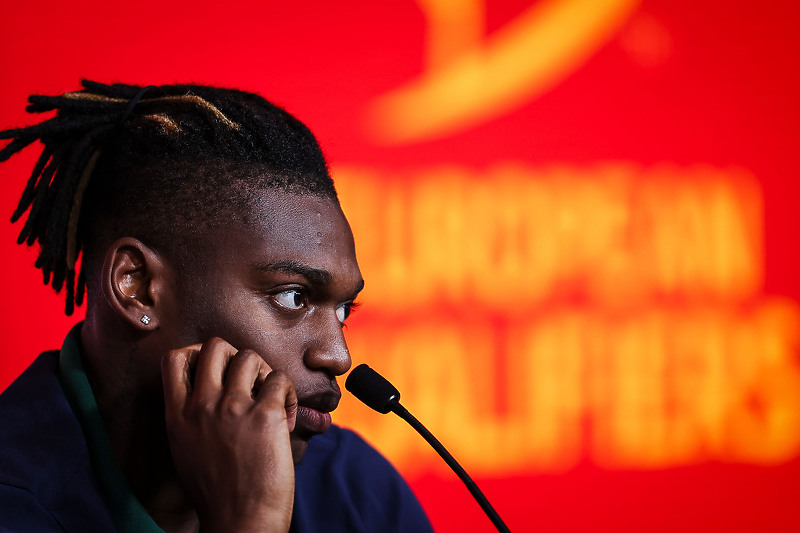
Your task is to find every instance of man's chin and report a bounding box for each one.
[290,435,310,465]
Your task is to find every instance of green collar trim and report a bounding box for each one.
[57,322,165,533]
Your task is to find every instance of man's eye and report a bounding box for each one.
[335,302,359,324]
[273,289,305,310]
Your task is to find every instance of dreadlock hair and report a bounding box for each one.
[0,80,338,315]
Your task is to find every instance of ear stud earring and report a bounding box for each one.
[140,314,152,326]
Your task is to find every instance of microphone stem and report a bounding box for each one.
[389,399,511,533]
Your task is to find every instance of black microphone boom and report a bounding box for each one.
[345,364,511,533]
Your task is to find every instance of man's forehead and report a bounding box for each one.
[201,191,361,279]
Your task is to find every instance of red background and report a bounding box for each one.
[1,1,799,531]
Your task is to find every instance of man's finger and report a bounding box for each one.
[162,344,202,421]
[192,337,238,400]
[224,349,272,399]
[255,371,298,432]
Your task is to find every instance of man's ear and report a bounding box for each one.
[101,237,169,330]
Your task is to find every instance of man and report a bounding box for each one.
[0,81,432,532]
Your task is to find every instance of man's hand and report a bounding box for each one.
[161,337,298,533]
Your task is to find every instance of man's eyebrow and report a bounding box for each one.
[255,260,333,285]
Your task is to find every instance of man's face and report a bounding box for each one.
[165,190,364,462]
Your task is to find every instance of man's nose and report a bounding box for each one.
[303,310,352,377]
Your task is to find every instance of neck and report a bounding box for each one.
[80,312,199,532]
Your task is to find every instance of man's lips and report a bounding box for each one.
[296,406,332,434]
[294,392,340,436]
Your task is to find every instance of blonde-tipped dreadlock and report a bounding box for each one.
[0,80,336,315]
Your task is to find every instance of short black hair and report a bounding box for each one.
[0,80,338,315]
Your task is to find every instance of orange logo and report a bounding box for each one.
[365,0,641,144]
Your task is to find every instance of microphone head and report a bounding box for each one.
[345,364,401,414]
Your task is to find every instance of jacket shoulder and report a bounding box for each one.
[292,425,433,533]
[0,351,114,532]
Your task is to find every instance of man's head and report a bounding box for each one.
[0,80,363,460]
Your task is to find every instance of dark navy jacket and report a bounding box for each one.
[0,352,433,532]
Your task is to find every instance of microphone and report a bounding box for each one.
[345,364,511,533]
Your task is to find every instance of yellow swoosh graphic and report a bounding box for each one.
[366,0,640,145]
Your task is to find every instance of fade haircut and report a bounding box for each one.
[0,80,338,315]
